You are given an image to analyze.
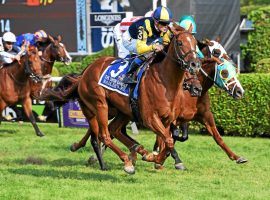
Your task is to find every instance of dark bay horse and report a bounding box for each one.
[31,35,72,98]
[0,46,44,136]
[72,24,200,174]
[154,56,247,170]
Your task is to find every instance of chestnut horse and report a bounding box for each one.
[71,24,201,174]
[0,46,44,136]
[154,56,247,170]
[8,35,72,125]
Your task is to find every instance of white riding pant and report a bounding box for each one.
[113,23,130,58]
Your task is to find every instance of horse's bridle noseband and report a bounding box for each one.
[161,33,198,73]
[24,52,43,83]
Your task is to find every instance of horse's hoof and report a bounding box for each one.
[37,132,45,137]
[88,156,98,165]
[236,157,248,164]
[100,166,108,171]
[124,165,135,174]
[142,153,156,162]
[175,163,186,170]
[70,144,78,152]
[154,163,164,170]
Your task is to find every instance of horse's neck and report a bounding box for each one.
[156,51,186,92]
[42,47,54,75]
[7,61,28,84]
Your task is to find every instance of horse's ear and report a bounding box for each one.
[57,35,62,42]
[216,35,221,43]
[169,22,180,35]
[188,23,193,33]
[48,35,55,43]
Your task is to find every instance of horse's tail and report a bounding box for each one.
[39,73,81,105]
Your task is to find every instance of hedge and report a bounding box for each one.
[255,58,270,73]
[241,6,270,71]
[193,73,270,137]
[54,47,114,76]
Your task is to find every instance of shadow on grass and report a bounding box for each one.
[12,157,88,167]
[0,129,17,135]
[8,167,120,182]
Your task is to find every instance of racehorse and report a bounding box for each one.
[0,46,44,136]
[68,38,247,171]
[7,35,72,124]
[31,35,72,97]
[60,24,201,174]
[154,55,247,170]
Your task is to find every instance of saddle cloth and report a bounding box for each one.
[98,58,145,99]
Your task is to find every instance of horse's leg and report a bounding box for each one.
[70,128,91,152]
[88,118,107,170]
[22,98,44,137]
[201,111,247,164]
[178,122,189,142]
[0,101,7,124]
[142,115,174,165]
[154,135,186,170]
[79,88,135,174]
[108,114,149,165]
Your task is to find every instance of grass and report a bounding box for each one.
[0,122,269,200]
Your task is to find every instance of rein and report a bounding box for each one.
[41,56,54,63]
[24,53,43,83]
[161,35,197,71]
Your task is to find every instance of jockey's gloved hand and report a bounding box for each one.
[153,44,164,52]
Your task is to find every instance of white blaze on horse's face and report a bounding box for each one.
[59,43,72,65]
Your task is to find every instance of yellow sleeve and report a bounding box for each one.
[136,26,154,54]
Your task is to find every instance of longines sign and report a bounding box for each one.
[90,12,126,27]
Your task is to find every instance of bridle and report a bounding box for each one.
[199,60,240,96]
[24,52,43,83]
[161,32,198,73]
[41,42,70,64]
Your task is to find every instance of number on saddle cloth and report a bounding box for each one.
[98,57,147,98]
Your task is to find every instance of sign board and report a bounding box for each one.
[90,12,126,27]
[0,0,87,53]
[62,101,89,128]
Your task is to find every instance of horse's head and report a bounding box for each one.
[201,57,244,99]
[183,71,202,97]
[21,46,43,83]
[47,35,72,65]
[169,23,201,75]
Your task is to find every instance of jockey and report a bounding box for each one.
[121,6,173,84]
[16,30,48,55]
[113,11,154,59]
[0,32,25,65]
[178,15,204,59]
[113,16,142,59]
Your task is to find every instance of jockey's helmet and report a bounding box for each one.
[2,32,16,43]
[34,30,48,41]
[153,6,172,25]
[179,15,197,34]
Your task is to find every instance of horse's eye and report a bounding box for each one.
[220,69,229,79]
[178,41,182,46]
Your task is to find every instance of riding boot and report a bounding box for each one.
[123,61,141,84]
